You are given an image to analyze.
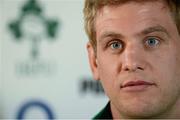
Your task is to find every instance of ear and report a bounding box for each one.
[87,42,100,80]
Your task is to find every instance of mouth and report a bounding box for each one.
[120,80,156,92]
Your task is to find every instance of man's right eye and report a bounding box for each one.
[109,41,123,50]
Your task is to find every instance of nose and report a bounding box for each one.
[121,43,146,72]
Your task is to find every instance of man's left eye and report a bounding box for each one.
[145,37,160,47]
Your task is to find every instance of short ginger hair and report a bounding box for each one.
[83,0,180,50]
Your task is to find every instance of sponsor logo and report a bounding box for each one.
[16,100,55,119]
[80,77,105,95]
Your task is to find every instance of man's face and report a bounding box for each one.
[87,1,180,118]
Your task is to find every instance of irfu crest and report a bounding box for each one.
[9,0,59,59]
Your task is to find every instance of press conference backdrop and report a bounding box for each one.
[0,0,108,119]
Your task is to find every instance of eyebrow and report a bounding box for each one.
[99,25,170,42]
[140,25,170,37]
[99,31,124,42]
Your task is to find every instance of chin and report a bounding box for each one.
[121,108,160,119]
[118,99,165,119]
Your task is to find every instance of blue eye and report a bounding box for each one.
[110,41,123,50]
[145,37,160,47]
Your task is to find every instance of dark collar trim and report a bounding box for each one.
[93,101,112,119]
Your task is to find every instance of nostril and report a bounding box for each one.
[123,66,144,72]
[124,67,130,71]
[137,67,144,70]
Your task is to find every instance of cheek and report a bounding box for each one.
[152,52,180,91]
[97,53,120,77]
[97,56,121,95]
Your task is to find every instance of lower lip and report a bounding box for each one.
[121,84,154,92]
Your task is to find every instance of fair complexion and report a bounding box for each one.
[87,1,180,119]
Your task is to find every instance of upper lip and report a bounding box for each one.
[120,80,155,88]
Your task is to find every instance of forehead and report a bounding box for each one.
[96,0,169,16]
[95,1,175,39]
